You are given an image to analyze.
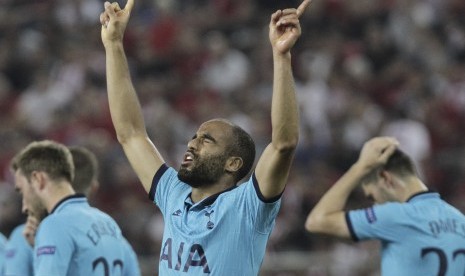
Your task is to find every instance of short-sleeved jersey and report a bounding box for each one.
[148,165,281,275]
[0,232,6,275]
[34,194,140,276]
[4,224,33,276]
[346,191,465,276]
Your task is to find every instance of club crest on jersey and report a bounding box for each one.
[172,209,182,216]
[205,210,214,230]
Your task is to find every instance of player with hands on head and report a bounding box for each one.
[100,0,310,274]
[305,136,465,276]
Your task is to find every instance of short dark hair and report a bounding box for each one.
[11,140,74,183]
[228,124,256,182]
[383,149,417,177]
[69,146,98,194]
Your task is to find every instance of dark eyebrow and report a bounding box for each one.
[200,133,217,143]
[191,133,217,143]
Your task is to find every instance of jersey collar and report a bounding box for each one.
[185,185,238,210]
[50,194,87,214]
[406,191,440,203]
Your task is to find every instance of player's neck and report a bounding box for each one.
[400,178,428,202]
[190,181,234,203]
[44,182,77,213]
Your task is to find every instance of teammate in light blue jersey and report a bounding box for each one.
[100,0,311,273]
[4,224,33,276]
[5,221,139,276]
[348,192,465,276]
[33,195,128,275]
[11,140,140,276]
[305,137,465,276]
[6,145,140,276]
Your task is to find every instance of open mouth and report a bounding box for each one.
[181,152,194,167]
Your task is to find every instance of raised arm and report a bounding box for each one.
[305,137,398,238]
[100,0,164,193]
[255,0,310,200]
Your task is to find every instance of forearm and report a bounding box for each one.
[271,51,299,151]
[105,42,147,143]
[305,163,368,230]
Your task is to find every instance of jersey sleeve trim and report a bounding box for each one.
[252,173,282,203]
[149,164,168,201]
[345,212,359,242]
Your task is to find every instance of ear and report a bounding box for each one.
[379,170,395,189]
[30,171,48,192]
[225,157,243,174]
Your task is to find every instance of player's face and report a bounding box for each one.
[178,120,232,188]
[14,170,48,221]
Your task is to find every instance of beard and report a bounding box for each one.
[29,193,48,222]
[178,153,229,188]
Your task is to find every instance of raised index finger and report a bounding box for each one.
[296,0,311,17]
[125,0,134,12]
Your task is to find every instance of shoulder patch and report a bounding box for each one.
[37,246,56,256]
[364,207,377,223]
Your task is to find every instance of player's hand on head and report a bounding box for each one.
[357,136,399,171]
[269,0,311,54]
[100,0,135,45]
[23,215,40,247]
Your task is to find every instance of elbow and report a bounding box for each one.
[115,129,133,144]
[305,213,324,233]
[272,123,299,152]
[304,215,316,233]
[116,133,130,145]
[112,116,147,145]
[275,136,299,154]
[115,128,146,145]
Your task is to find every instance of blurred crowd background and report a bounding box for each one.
[1,0,465,275]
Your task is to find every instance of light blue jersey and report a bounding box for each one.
[3,224,139,276]
[0,232,6,275]
[4,224,33,276]
[149,165,281,275]
[34,195,141,276]
[346,192,465,276]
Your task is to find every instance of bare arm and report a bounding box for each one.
[100,0,164,193]
[305,137,399,238]
[255,0,310,200]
